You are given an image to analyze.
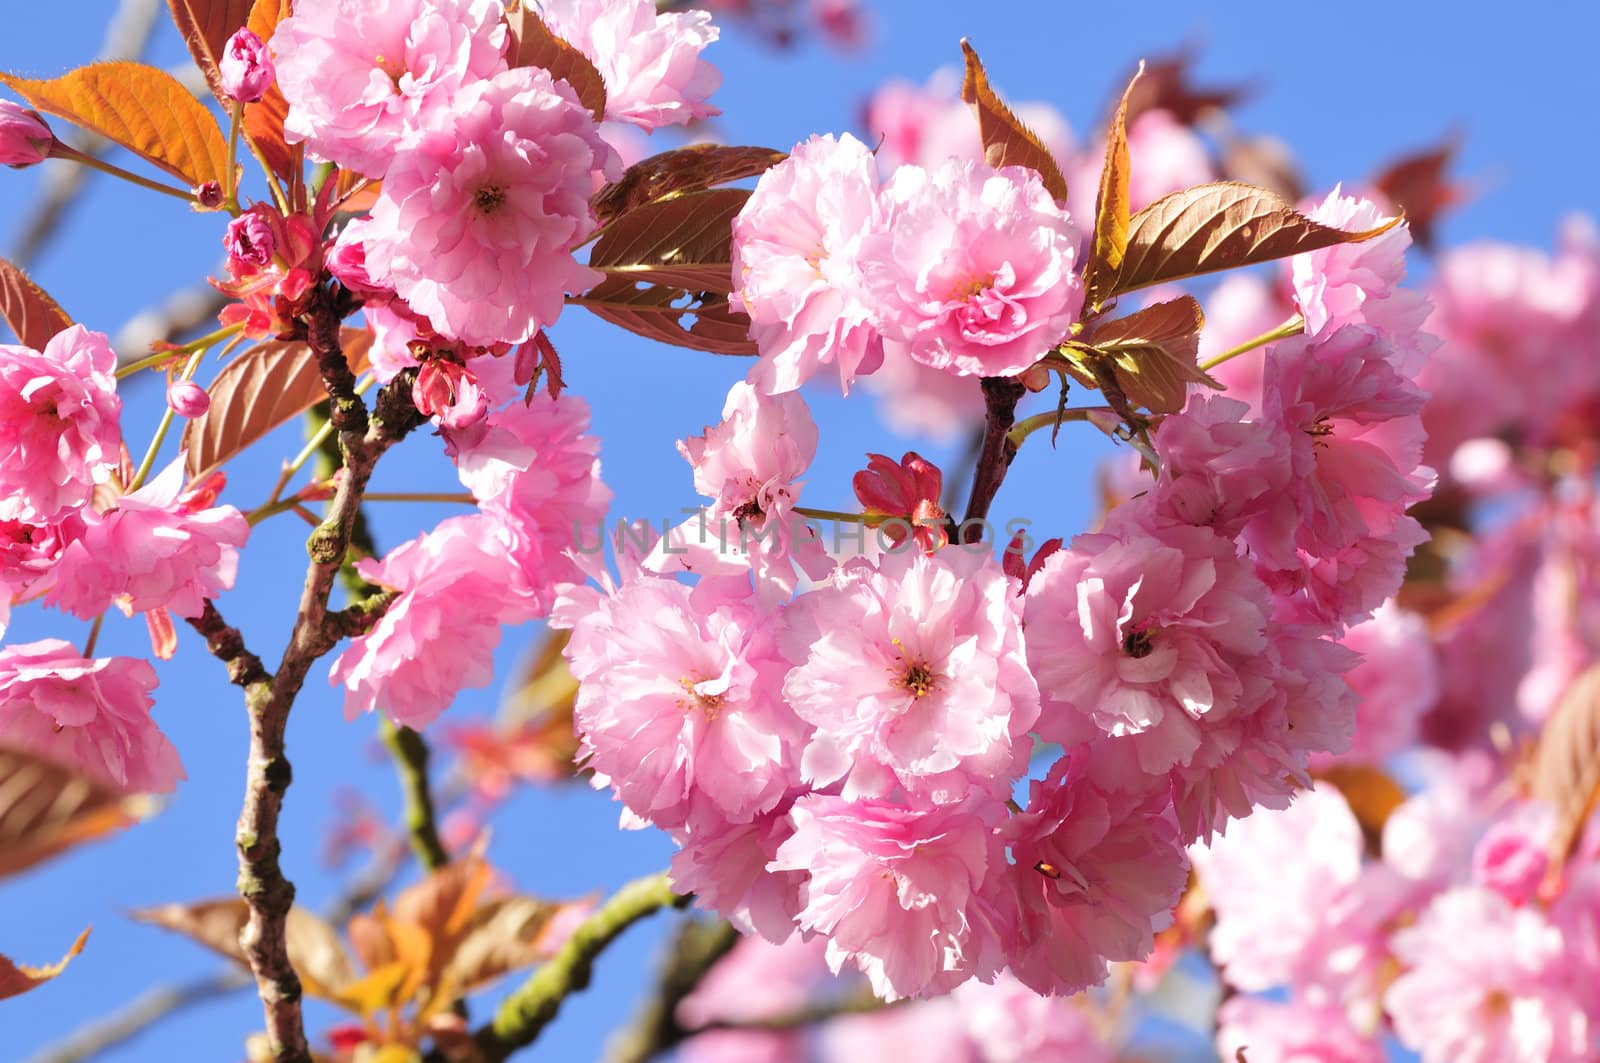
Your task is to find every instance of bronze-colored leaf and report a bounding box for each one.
[242,0,295,183]
[0,63,230,190]
[589,187,747,294]
[433,896,563,1001]
[181,328,375,481]
[1110,181,1403,298]
[1221,134,1304,203]
[1082,62,1144,309]
[131,898,358,995]
[0,928,90,1000]
[593,144,787,224]
[165,0,257,105]
[958,40,1068,203]
[1084,295,1216,414]
[1114,47,1248,127]
[0,256,73,350]
[0,748,145,880]
[505,0,607,121]
[1314,764,1407,857]
[1371,133,1467,253]
[1532,663,1600,882]
[572,278,757,356]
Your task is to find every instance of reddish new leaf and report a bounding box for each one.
[1084,295,1215,414]
[0,63,230,190]
[1371,134,1467,253]
[573,278,757,356]
[0,748,144,880]
[588,187,747,293]
[959,40,1068,203]
[505,1,607,121]
[1532,663,1600,882]
[1082,62,1144,309]
[181,329,375,481]
[1110,181,1402,298]
[592,144,787,224]
[0,928,90,1000]
[1221,134,1305,203]
[166,0,257,105]
[0,256,73,350]
[1115,48,1248,127]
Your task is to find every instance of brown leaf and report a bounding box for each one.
[0,255,73,350]
[572,278,757,356]
[593,144,787,224]
[1083,62,1144,309]
[181,328,375,481]
[589,187,747,294]
[132,898,358,995]
[0,748,144,880]
[505,1,607,121]
[1114,48,1248,127]
[959,40,1068,203]
[1109,181,1402,298]
[1313,764,1407,857]
[166,0,257,105]
[1371,134,1467,253]
[242,0,295,183]
[1084,295,1215,414]
[1221,135,1305,203]
[0,63,231,190]
[0,928,90,1000]
[432,896,563,1002]
[1533,663,1600,881]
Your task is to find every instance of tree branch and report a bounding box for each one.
[959,376,1027,543]
[20,969,252,1063]
[436,871,688,1063]
[602,918,740,1063]
[379,719,450,872]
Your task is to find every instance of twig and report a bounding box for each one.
[20,969,252,1063]
[602,918,741,1063]
[112,284,231,364]
[685,991,905,1035]
[378,719,451,872]
[431,871,688,1063]
[959,377,1028,543]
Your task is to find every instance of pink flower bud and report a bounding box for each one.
[166,378,211,419]
[0,100,54,168]
[219,28,274,103]
[853,451,947,551]
[413,360,489,430]
[195,180,225,210]
[225,209,276,270]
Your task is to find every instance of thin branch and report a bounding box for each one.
[434,871,688,1063]
[685,991,905,1035]
[379,719,450,872]
[959,377,1028,543]
[602,918,741,1063]
[20,969,252,1063]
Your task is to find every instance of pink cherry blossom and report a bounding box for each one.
[781,547,1038,806]
[819,996,976,1063]
[0,99,54,167]
[862,73,1074,177]
[0,325,122,524]
[0,515,77,622]
[731,133,885,394]
[1388,886,1593,1063]
[412,359,489,429]
[1472,805,1554,906]
[1024,520,1274,776]
[770,795,998,1000]
[554,569,802,831]
[165,378,210,419]
[46,459,248,620]
[951,972,1114,1063]
[0,639,182,793]
[1194,272,1293,413]
[861,160,1082,378]
[271,0,507,178]
[219,27,274,103]
[647,383,831,601]
[1314,599,1438,767]
[1215,996,1384,1063]
[676,934,836,1030]
[539,0,721,130]
[444,393,611,611]
[669,806,806,942]
[329,513,543,729]
[853,451,947,551]
[1146,394,1291,539]
[1003,750,1188,997]
[360,66,616,347]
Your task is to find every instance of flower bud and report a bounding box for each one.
[0,100,54,168]
[166,378,211,419]
[219,28,274,104]
[413,360,489,430]
[224,209,276,270]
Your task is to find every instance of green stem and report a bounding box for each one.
[1198,314,1306,372]
[223,100,243,212]
[127,349,205,492]
[115,322,245,380]
[378,718,450,872]
[1005,407,1109,450]
[361,492,478,505]
[242,133,291,215]
[48,143,196,204]
[455,872,688,1063]
[793,506,873,525]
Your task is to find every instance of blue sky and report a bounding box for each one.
[2,2,1596,1061]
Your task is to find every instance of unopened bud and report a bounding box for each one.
[0,100,54,168]
[166,378,211,419]
[219,28,275,104]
